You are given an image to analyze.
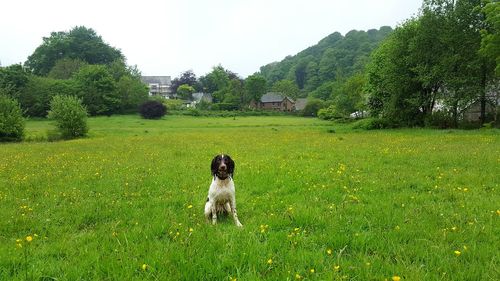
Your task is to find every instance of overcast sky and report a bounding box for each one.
[1,0,422,78]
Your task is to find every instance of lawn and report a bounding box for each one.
[1,115,499,280]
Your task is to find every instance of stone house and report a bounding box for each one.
[251,92,295,111]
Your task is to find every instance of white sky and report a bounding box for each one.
[0,0,422,78]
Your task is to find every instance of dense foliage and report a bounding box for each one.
[0,93,25,142]
[259,27,392,92]
[366,0,498,127]
[47,95,88,139]
[25,26,123,76]
[0,27,148,118]
[139,100,167,119]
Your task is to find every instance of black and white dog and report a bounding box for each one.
[204,154,243,227]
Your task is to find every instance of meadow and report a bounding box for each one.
[0,115,499,280]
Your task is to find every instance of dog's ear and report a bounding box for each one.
[226,155,235,177]
[211,155,219,176]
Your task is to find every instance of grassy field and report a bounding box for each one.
[1,115,499,280]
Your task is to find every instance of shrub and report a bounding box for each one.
[318,105,342,120]
[139,100,167,119]
[0,94,25,142]
[48,95,88,139]
[352,117,399,130]
[424,111,454,129]
[162,98,184,111]
[302,99,325,117]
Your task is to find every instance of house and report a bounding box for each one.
[141,76,173,98]
[462,95,499,122]
[189,92,213,107]
[251,92,295,111]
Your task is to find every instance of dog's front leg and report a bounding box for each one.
[211,204,217,225]
[230,197,243,227]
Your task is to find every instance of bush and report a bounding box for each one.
[162,98,184,111]
[352,117,399,130]
[302,99,325,117]
[211,102,239,111]
[139,100,166,119]
[424,111,454,129]
[48,95,88,139]
[0,94,25,142]
[318,105,343,120]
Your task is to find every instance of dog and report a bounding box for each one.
[204,154,243,227]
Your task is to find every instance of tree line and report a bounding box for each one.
[0,26,148,118]
[2,0,498,127]
[251,0,499,127]
[366,0,499,127]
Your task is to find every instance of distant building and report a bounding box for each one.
[462,94,499,122]
[189,92,213,107]
[251,92,295,111]
[141,76,173,98]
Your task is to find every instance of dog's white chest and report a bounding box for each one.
[209,179,234,203]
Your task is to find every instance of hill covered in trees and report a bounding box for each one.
[259,27,393,94]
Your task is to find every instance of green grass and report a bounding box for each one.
[1,115,499,280]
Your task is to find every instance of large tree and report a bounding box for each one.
[169,70,198,94]
[199,65,231,96]
[73,65,119,116]
[367,0,496,126]
[244,74,267,104]
[271,79,300,99]
[25,26,123,76]
[480,0,500,76]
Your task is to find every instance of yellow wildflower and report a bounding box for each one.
[141,264,148,271]
[392,276,401,281]
[454,250,461,256]
[25,236,33,242]
[326,248,332,255]
[187,205,193,209]
[334,265,340,271]
[267,258,273,265]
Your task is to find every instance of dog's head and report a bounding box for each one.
[211,154,235,180]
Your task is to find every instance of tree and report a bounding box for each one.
[0,64,30,99]
[366,19,424,125]
[47,58,87,79]
[244,74,267,104]
[170,70,198,94]
[115,76,148,113]
[367,0,496,127]
[199,65,231,95]
[331,74,367,118]
[48,95,88,139]
[25,26,123,76]
[0,92,25,142]
[19,76,76,117]
[302,99,326,117]
[480,0,500,76]
[271,80,300,99]
[177,84,195,100]
[73,65,119,116]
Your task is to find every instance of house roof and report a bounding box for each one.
[141,76,172,85]
[261,92,287,103]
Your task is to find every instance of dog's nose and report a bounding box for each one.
[219,164,227,170]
